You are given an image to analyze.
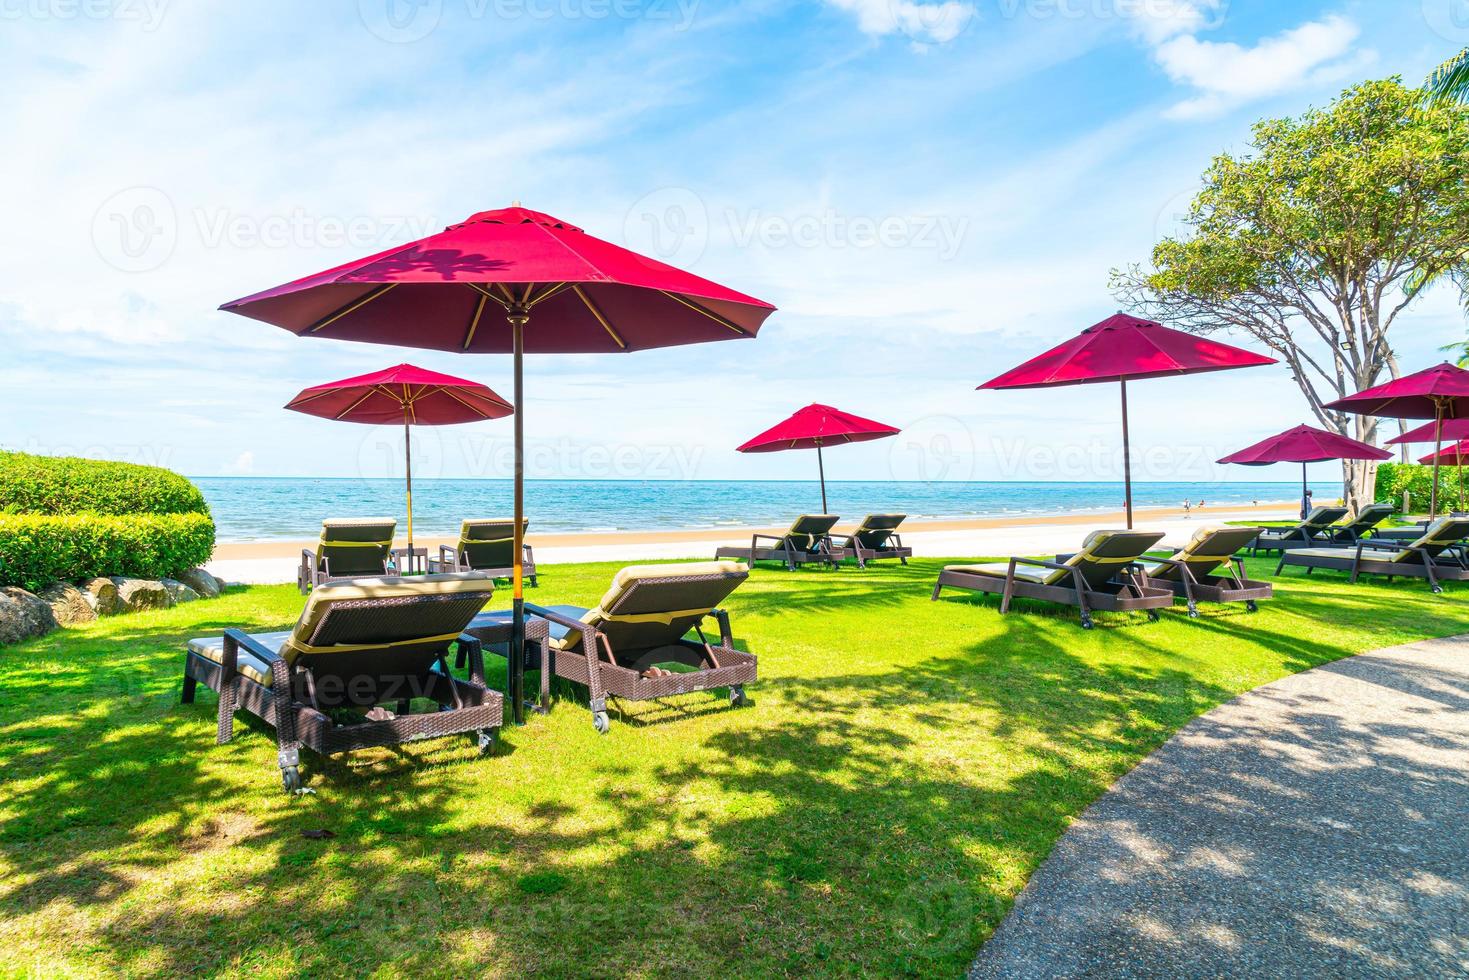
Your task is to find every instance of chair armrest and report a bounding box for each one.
[711,607,734,647]
[438,544,458,562]
[223,627,286,666]
[523,603,588,632]
[749,533,784,545]
[455,633,487,688]
[1011,556,1073,572]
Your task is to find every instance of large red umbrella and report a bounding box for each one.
[736,403,900,512]
[981,313,1276,527]
[1217,424,1390,519]
[1385,418,1469,444]
[285,363,513,555]
[223,204,776,724]
[1325,362,1469,518]
[1418,439,1469,512]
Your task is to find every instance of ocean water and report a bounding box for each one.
[193,478,1342,542]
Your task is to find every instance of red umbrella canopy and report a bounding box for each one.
[222,205,776,352]
[285,363,513,425]
[1420,439,1469,465]
[737,403,900,453]
[979,313,1276,389]
[1324,362,1469,419]
[1386,417,1469,444]
[1217,424,1391,465]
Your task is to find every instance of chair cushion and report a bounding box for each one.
[942,562,1056,584]
[286,573,496,661]
[187,631,292,685]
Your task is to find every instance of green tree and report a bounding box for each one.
[1429,46,1469,104]
[1112,78,1469,512]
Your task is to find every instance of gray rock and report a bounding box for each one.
[0,588,58,645]
[81,577,120,616]
[38,582,96,626]
[112,577,171,612]
[176,567,221,599]
[161,579,200,605]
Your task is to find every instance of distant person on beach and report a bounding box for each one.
[1182,499,1192,518]
[1198,499,1206,509]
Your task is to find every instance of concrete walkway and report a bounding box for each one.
[970,635,1469,978]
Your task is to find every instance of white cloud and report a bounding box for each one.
[1127,0,1226,45]
[1152,15,1365,119]
[823,0,975,45]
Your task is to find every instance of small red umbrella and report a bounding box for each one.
[1325,362,1469,517]
[1385,418,1469,444]
[1418,439,1469,513]
[1217,424,1390,519]
[285,363,513,555]
[981,313,1276,527]
[736,403,901,513]
[223,204,775,724]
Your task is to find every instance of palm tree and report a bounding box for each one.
[1430,47,1469,103]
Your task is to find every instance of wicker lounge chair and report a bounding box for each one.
[298,518,397,593]
[1275,516,1469,593]
[930,529,1174,628]
[715,514,844,570]
[1143,526,1273,616]
[833,514,912,568]
[430,518,536,585]
[1323,502,1395,544]
[525,561,757,732]
[1248,506,1349,555]
[182,573,502,792]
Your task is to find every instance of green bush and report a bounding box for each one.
[1375,462,1469,511]
[0,452,209,517]
[0,513,216,592]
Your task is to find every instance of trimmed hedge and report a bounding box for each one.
[1375,462,1469,512]
[0,513,216,592]
[0,452,209,517]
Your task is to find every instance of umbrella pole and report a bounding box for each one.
[1431,403,1444,519]
[1120,379,1133,529]
[509,309,528,726]
[1301,461,1308,521]
[817,442,828,513]
[404,416,414,561]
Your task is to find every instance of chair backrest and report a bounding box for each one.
[1041,529,1166,588]
[457,518,527,569]
[1341,502,1393,532]
[561,561,748,654]
[1301,506,1348,532]
[854,514,907,549]
[316,518,396,576]
[1148,525,1260,581]
[282,573,496,706]
[1386,516,1469,563]
[784,514,840,551]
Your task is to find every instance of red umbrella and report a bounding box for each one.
[1385,418,1469,444]
[1418,439,1469,513]
[1217,424,1390,519]
[981,313,1276,527]
[285,363,513,555]
[736,403,901,512]
[1325,362,1469,517]
[223,204,775,724]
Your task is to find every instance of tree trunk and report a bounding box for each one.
[1342,458,1379,516]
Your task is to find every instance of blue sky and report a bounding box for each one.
[2,0,1465,486]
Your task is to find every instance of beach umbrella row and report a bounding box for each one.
[1216,424,1390,519]
[736,403,900,512]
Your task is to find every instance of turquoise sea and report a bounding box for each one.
[193,478,1342,542]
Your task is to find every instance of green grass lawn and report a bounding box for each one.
[3,556,1468,976]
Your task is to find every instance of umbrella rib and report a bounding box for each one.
[660,290,750,336]
[307,283,398,334]
[467,282,511,310]
[333,388,379,420]
[442,387,510,418]
[527,282,570,308]
[572,285,627,350]
[462,291,489,350]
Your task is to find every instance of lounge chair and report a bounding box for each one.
[430,518,537,585]
[1143,526,1273,616]
[525,561,757,732]
[715,514,844,570]
[182,573,503,792]
[1248,506,1348,555]
[298,517,397,594]
[1275,516,1469,594]
[832,513,912,568]
[931,529,1174,629]
[1324,502,1395,544]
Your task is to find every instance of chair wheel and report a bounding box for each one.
[592,710,610,735]
[1080,617,1094,630]
[1433,586,1444,594]
[281,765,303,794]
[1187,604,1199,619]
[1147,610,1160,622]
[730,685,747,707]
[476,728,498,756]
[1245,600,1258,613]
